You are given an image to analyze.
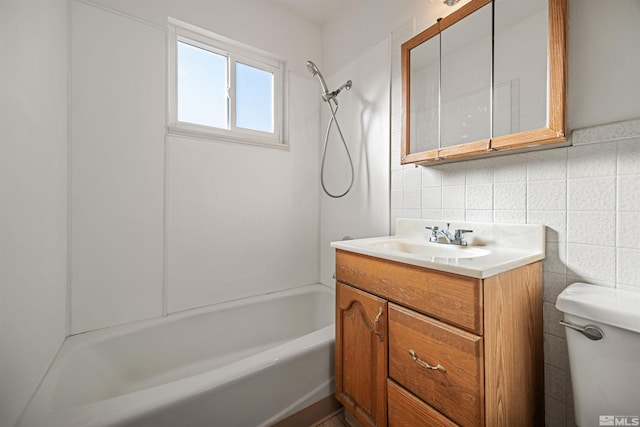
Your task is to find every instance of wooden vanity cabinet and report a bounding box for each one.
[335,249,544,427]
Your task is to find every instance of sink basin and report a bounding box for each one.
[369,239,490,259]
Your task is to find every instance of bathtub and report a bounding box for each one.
[19,284,335,427]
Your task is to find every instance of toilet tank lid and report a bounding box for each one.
[556,283,640,334]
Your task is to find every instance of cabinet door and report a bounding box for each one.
[336,282,388,427]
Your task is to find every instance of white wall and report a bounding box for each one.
[70,0,166,333]
[0,1,69,426]
[69,0,323,332]
[319,38,391,286]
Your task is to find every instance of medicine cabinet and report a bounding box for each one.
[401,0,567,165]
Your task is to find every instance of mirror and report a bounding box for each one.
[401,0,567,165]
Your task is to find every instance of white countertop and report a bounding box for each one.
[330,219,546,279]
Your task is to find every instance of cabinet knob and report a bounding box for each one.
[408,349,446,373]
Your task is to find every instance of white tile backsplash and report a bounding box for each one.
[493,153,527,182]
[466,184,493,210]
[528,180,567,211]
[617,247,640,287]
[403,188,421,209]
[527,148,567,181]
[567,211,616,246]
[567,243,616,283]
[421,187,442,209]
[440,162,466,186]
[421,166,442,187]
[442,185,465,209]
[567,141,617,178]
[617,211,640,249]
[528,211,567,243]
[494,182,526,210]
[618,174,640,211]
[567,176,616,211]
[403,167,422,188]
[617,137,640,175]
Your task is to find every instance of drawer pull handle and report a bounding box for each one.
[408,349,446,373]
[374,307,383,323]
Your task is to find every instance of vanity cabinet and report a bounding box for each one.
[335,249,544,426]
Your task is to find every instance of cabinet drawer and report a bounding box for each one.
[388,304,484,426]
[388,379,457,427]
[336,250,482,334]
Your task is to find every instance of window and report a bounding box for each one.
[168,19,285,148]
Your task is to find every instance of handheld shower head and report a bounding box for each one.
[306,60,319,76]
[306,60,330,96]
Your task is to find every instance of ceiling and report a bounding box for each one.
[269,0,352,25]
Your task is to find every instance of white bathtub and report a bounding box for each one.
[19,284,335,427]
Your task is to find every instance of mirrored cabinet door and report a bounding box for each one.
[409,35,440,155]
[493,0,548,138]
[440,3,492,149]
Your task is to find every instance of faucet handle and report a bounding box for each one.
[454,229,473,238]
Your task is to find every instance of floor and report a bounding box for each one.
[312,410,349,427]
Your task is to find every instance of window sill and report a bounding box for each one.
[167,125,289,151]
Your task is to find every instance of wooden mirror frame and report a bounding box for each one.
[401,0,567,165]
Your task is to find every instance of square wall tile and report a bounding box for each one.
[404,167,422,189]
[528,180,567,211]
[544,333,568,371]
[494,210,526,224]
[442,185,465,209]
[422,187,442,209]
[391,189,403,210]
[618,175,640,211]
[422,209,442,220]
[402,208,421,219]
[617,247,640,287]
[494,153,527,183]
[567,243,616,283]
[543,272,568,304]
[567,211,616,246]
[544,363,567,402]
[544,302,566,338]
[466,158,493,184]
[465,210,493,222]
[527,148,567,181]
[403,188,421,209]
[441,209,465,221]
[617,211,640,249]
[528,211,567,243]
[421,166,442,188]
[466,184,493,210]
[440,162,466,186]
[567,177,616,211]
[544,242,567,275]
[494,182,526,210]
[567,142,617,179]
[617,137,640,175]
[545,395,567,427]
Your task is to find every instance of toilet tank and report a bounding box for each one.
[556,283,640,427]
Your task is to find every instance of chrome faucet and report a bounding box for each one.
[425,223,473,246]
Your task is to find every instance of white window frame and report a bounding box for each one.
[167,18,287,149]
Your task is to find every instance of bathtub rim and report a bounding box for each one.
[18,283,336,427]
